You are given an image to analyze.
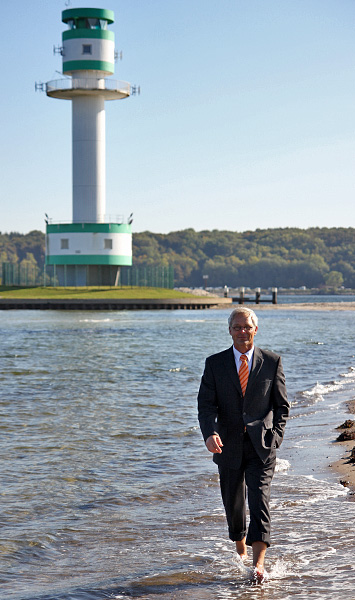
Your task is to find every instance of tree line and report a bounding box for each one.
[1,227,355,288]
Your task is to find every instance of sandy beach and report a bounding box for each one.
[247,301,355,311]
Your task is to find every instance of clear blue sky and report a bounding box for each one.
[1,0,354,235]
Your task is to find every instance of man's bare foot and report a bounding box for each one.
[252,542,268,583]
[236,538,248,561]
[252,566,268,584]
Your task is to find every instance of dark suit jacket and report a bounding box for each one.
[197,345,289,469]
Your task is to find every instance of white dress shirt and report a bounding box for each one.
[232,346,254,374]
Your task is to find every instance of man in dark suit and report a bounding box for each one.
[198,307,289,580]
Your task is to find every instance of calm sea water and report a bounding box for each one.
[1,306,355,600]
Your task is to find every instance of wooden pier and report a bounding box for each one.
[231,287,278,305]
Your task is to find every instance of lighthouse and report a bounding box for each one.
[44,7,133,286]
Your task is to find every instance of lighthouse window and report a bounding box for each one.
[100,19,108,30]
[104,239,113,250]
[61,239,69,250]
[88,18,101,29]
[82,44,92,55]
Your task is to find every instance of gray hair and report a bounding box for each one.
[228,307,258,328]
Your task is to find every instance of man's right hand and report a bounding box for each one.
[205,434,223,454]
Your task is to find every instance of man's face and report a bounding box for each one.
[229,313,258,353]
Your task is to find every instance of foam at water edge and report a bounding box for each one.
[276,458,291,472]
[184,319,207,322]
[269,558,290,579]
[303,379,346,399]
[340,365,355,379]
[79,318,112,323]
[233,554,251,577]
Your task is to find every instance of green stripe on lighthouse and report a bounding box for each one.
[47,255,132,266]
[62,60,114,74]
[63,30,114,41]
[62,8,114,24]
[47,223,132,234]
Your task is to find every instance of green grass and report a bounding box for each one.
[0,286,204,300]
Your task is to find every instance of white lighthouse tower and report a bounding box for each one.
[44,7,132,286]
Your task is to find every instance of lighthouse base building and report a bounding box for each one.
[46,222,132,286]
[44,7,132,286]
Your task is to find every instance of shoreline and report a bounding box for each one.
[331,399,355,499]
[238,301,355,497]
[244,301,355,311]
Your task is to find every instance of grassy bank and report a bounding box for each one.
[0,286,203,300]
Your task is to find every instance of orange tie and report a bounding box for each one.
[239,354,249,396]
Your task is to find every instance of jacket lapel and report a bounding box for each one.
[245,346,263,395]
[224,346,242,395]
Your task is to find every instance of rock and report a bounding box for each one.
[350,447,355,464]
[336,419,355,429]
[336,431,355,442]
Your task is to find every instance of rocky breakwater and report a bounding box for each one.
[332,400,355,498]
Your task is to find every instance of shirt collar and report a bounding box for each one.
[232,345,254,365]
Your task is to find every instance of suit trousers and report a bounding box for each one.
[218,432,276,547]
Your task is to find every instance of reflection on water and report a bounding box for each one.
[0,309,355,600]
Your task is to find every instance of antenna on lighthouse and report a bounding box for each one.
[53,45,64,56]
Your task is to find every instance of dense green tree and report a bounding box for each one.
[324,271,344,288]
[0,230,45,266]
[20,252,37,265]
[1,227,355,289]
[131,227,355,288]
